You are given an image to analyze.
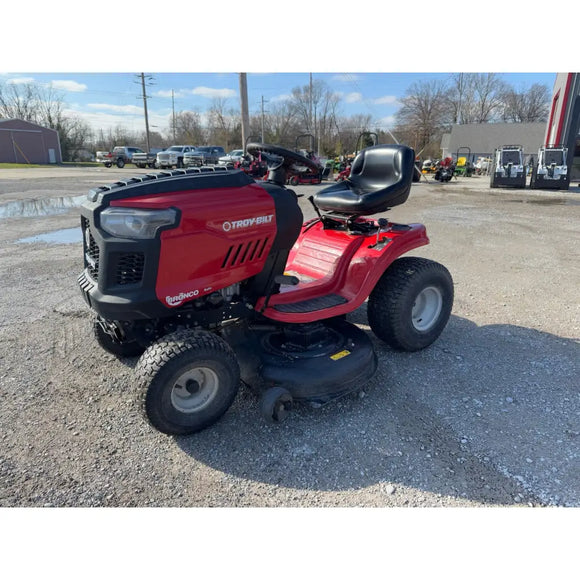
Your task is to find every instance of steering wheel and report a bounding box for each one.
[246,142,320,178]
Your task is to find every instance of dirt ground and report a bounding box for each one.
[0,165,578,509]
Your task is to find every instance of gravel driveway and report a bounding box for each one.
[0,166,578,507]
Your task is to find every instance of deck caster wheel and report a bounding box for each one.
[260,387,293,423]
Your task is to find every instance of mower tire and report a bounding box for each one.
[368,257,453,351]
[93,319,146,358]
[104,162,112,168]
[260,387,293,423]
[116,158,125,169]
[137,329,240,435]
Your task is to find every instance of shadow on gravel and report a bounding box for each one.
[173,311,578,506]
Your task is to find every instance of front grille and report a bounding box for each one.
[82,217,100,282]
[115,252,145,285]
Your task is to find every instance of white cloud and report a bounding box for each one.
[64,107,171,134]
[7,77,35,85]
[376,115,397,128]
[191,86,236,99]
[153,87,236,100]
[270,93,292,102]
[372,95,398,105]
[332,74,360,83]
[49,80,87,92]
[345,92,362,103]
[154,89,189,98]
[87,103,144,115]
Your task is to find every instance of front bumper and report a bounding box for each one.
[184,157,204,166]
[78,210,171,321]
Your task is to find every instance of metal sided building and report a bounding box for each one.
[546,73,580,181]
[443,122,546,164]
[0,119,62,164]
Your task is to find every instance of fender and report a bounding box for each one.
[259,220,429,323]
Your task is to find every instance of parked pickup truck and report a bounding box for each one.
[96,146,145,168]
[183,145,226,167]
[131,148,163,169]
[156,145,197,169]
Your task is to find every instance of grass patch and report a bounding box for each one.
[0,162,101,169]
[0,163,43,169]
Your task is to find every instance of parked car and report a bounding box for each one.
[156,146,197,169]
[131,148,164,169]
[183,146,226,167]
[96,146,145,168]
[218,149,244,166]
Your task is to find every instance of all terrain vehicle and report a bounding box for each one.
[529,145,570,190]
[490,145,526,188]
[78,143,454,435]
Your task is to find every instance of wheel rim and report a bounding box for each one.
[170,366,219,413]
[411,286,443,331]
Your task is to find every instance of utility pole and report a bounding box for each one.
[239,73,250,151]
[137,73,153,153]
[309,73,313,135]
[261,95,268,143]
[172,89,176,142]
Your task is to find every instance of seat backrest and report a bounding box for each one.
[313,144,415,216]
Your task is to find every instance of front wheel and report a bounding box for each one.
[368,257,453,351]
[137,329,240,435]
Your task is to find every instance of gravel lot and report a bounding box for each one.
[0,165,578,508]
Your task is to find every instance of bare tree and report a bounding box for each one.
[173,111,205,144]
[446,73,507,124]
[207,98,241,149]
[501,83,550,123]
[289,79,341,153]
[0,81,39,121]
[394,79,451,151]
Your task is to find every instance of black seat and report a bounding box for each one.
[313,144,415,215]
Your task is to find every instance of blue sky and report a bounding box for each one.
[0,72,557,137]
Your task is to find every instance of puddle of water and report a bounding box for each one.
[17,228,82,245]
[0,195,86,219]
[503,198,580,206]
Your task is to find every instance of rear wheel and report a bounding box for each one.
[116,158,125,168]
[368,257,453,351]
[137,329,240,435]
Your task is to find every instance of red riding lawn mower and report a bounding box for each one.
[233,152,268,179]
[78,143,454,435]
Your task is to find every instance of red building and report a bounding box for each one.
[545,73,580,180]
[0,118,62,164]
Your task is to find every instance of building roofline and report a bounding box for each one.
[0,118,59,135]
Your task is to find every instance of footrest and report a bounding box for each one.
[273,294,347,313]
